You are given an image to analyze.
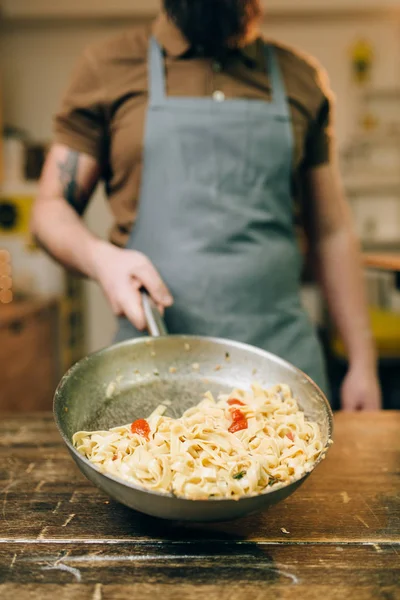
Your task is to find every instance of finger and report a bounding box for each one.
[156,303,165,316]
[345,398,364,412]
[341,396,358,412]
[105,293,122,316]
[342,404,356,412]
[118,286,146,331]
[134,256,173,307]
[359,401,377,412]
[131,277,165,316]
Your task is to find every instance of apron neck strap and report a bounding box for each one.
[149,36,166,105]
[264,45,290,116]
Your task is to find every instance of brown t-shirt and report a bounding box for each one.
[54,13,334,247]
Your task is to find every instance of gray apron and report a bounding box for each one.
[116,37,328,393]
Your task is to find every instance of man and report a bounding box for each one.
[31,0,381,411]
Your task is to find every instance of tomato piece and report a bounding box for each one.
[131,419,150,440]
[228,408,248,433]
[229,419,248,434]
[230,408,245,420]
[228,398,245,406]
[286,431,295,442]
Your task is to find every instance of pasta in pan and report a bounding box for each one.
[73,383,324,500]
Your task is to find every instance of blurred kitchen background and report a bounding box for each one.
[1,0,400,411]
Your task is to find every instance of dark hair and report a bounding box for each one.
[163,0,261,57]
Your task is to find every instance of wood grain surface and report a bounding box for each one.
[0,412,399,599]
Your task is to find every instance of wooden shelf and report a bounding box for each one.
[363,253,400,271]
[344,173,400,194]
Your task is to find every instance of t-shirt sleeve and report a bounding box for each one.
[54,49,106,162]
[303,67,335,169]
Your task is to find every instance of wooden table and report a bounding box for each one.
[0,412,399,600]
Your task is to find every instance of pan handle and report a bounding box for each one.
[141,291,168,337]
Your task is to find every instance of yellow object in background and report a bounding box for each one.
[332,308,400,359]
[350,38,374,85]
[0,194,34,236]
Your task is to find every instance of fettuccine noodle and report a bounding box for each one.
[73,383,324,500]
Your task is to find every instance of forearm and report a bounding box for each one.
[31,144,105,278]
[31,195,103,279]
[305,151,380,408]
[315,226,377,370]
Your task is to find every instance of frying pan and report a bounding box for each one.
[54,294,333,522]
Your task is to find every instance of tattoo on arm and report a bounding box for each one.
[58,151,85,214]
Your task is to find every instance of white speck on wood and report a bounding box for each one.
[37,526,49,540]
[340,491,351,504]
[280,528,290,535]
[34,480,45,492]
[62,514,76,527]
[64,554,186,563]
[69,491,80,503]
[335,547,344,552]
[274,563,299,585]
[54,550,71,566]
[276,570,299,584]
[372,544,383,553]
[355,515,370,529]
[25,463,36,474]
[42,563,82,582]
[92,583,103,600]
[52,501,62,514]
[9,553,17,569]
[362,498,382,527]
